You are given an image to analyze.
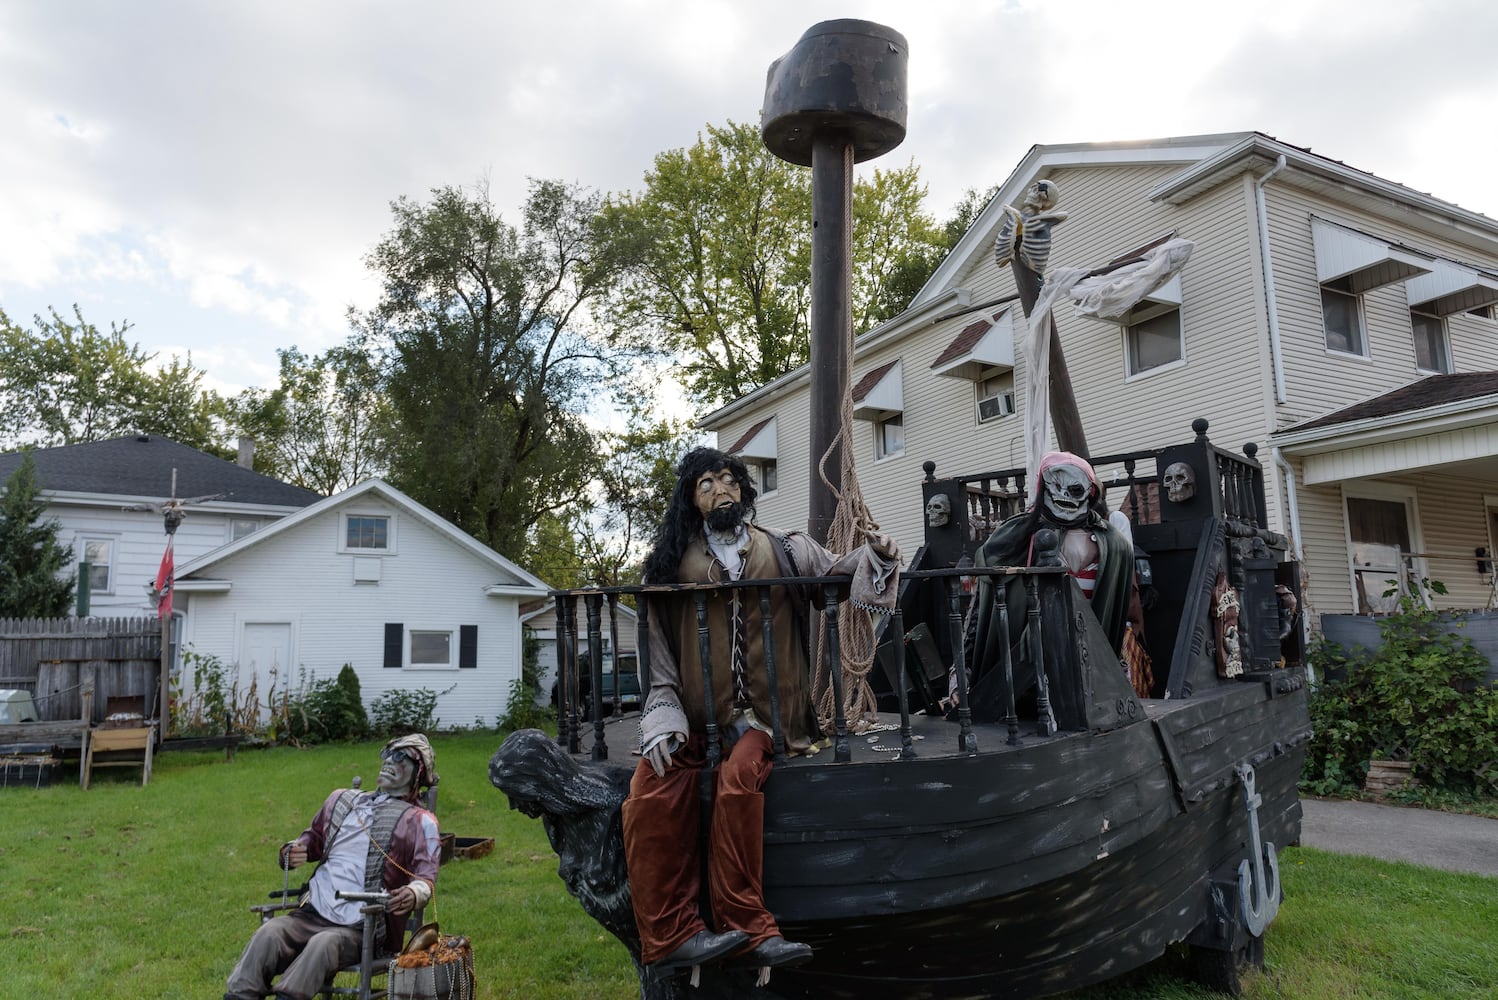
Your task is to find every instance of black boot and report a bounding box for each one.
[652,929,750,971]
[738,935,813,969]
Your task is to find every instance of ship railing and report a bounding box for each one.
[549,564,1070,766]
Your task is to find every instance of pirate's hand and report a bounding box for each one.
[281,842,308,870]
[387,885,417,916]
[643,733,682,777]
[868,532,900,563]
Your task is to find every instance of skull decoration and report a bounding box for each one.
[925,492,952,529]
[1162,461,1196,504]
[1038,460,1095,527]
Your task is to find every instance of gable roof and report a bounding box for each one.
[0,435,321,508]
[174,477,549,594]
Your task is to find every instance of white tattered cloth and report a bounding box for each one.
[1021,238,1195,488]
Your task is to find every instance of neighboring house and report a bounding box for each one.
[0,434,320,616]
[702,131,1498,632]
[521,598,639,706]
[175,477,549,728]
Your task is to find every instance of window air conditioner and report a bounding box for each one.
[977,391,1015,422]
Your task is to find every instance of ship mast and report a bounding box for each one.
[762,19,909,543]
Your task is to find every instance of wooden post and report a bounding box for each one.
[1010,258,1089,461]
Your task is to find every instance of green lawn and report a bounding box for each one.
[2,732,1494,999]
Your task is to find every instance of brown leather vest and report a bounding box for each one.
[665,527,820,753]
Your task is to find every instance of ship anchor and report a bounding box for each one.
[1234,763,1281,936]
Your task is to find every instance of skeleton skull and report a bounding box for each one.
[1162,461,1196,504]
[1039,461,1094,527]
[925,492,952,529]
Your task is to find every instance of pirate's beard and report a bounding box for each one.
[705,501,746,534]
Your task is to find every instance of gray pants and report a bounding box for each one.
[225,906,362,1000]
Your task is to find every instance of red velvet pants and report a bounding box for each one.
[621,728,780,963]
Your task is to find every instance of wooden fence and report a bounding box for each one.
[0,617,162,725]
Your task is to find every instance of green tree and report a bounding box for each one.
[0,306,225,453]
[0,453,75,616]
[357,180,627,554]
[579,412,700,588]
[598,120,950,409]
[227,339,387,494]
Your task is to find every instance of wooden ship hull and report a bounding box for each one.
[764,685,1307,999]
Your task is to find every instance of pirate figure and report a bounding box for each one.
[225,735,441,1000]
[623,447,899,980]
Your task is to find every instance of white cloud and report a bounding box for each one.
[2,0,1496,399]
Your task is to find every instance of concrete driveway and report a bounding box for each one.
[1298,797,1498,879]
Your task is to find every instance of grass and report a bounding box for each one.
[2,731,1495,999]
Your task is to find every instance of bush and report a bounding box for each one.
[370,687,440,737]
[501,677,555,731]
[169,650,261,738]
[1305,582,1498,797]
[284,665,369,744]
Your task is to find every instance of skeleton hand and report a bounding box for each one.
[387,885,418,916]
[281,843,308,870]
[644,733,683,777]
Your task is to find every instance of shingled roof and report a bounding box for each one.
[1281,372,1498,433]
[0,435,322,507]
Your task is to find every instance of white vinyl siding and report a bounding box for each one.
[179,500,526,728]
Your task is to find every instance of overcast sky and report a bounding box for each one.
[3,0,1496,406]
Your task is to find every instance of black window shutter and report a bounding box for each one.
[384,623,403,668]
[459,625,478,669]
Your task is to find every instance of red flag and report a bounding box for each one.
[154,540,174,619]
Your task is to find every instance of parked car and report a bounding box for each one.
[553,651,640,719]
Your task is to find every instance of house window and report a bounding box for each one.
[230,518,261,542]
[385,623,477,669]
[754,459,778,495]
[875,414,905,460]
[976,374,1016,424]
[1125,307,1183,375]
[344,515,390,551]
[1321,282,1367,356]
[1410,310,1451,373]
[1470,305,1497,321]
[81,538,114,593]
[410,630,452,667]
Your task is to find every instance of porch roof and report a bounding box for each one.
[1270,373,1498,484]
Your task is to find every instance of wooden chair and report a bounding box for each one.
[81,722,155,790]
[249,888,423,1000]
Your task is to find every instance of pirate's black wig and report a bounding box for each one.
[641,447,758,584]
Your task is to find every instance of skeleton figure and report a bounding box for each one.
[925,492,952,529]
[1162,461,1197,504]
[994,179,1068,277]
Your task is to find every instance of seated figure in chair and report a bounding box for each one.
[225,734,441,1000]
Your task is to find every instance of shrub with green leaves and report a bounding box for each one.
[284,664,369,743]
[370,686,440,736]
[1305,582,1498,797]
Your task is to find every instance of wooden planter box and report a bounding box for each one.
[1364,759,1417,797]
[452,836,494,861]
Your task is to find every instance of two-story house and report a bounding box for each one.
[703,132,1498,632]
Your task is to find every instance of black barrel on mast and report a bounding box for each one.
[762,19,908,543]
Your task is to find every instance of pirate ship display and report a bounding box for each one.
[490,20,1310,1000]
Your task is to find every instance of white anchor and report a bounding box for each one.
[1235,763,1281,936]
